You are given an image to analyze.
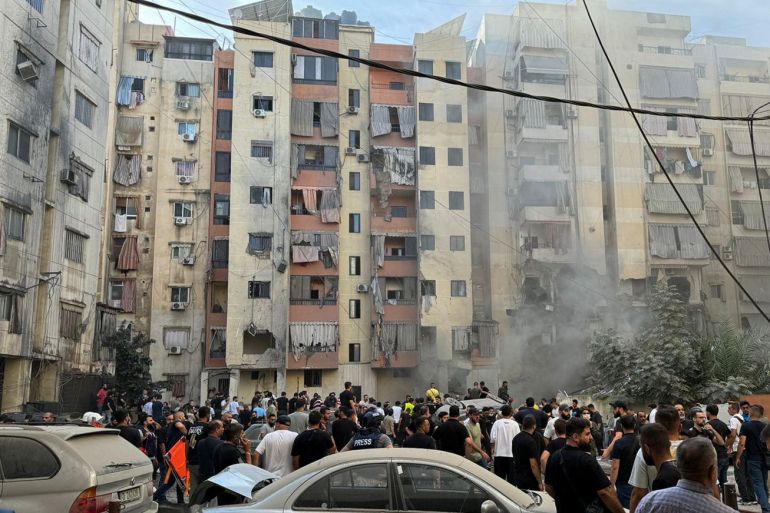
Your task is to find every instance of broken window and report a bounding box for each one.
[248,281,271,299]
[243,330,275,354]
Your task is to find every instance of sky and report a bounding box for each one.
[137,0,770,48]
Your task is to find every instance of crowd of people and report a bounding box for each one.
[103,382,770,512]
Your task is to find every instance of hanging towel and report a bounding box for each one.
[674,160,685,175]
[397,106,416,138]
[302,189,318,214]
[370,105,392,137]
[320,102,339,137]
[114,213,128,233]
[290,99,314,136]
[292,245,320,263]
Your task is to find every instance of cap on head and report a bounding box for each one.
[277,415,292,426]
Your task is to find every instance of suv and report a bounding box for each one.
[0,424,157,512]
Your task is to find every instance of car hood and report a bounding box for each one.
[191,464,279,505]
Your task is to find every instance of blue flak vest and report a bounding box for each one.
[350,428,382,450]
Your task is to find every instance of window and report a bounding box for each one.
[292,17,339,39]
[451,280,467,297]
[60,305,83,340]
[66,158,92,201]
[706,207,720,226]
[253,95,274,112]
[248,281,271,299]
[173,202,193,219]
[349,89,360,108]
[348,49,360,67]
[304,369,322,388]
[26,0,44,13]
[0,438,59,480]
[349,343,361,362]
[175,160,195,178]
[4,205,25,241]
[418,60,434,75]
[250,141,273,162]
[78,25,100,72]
[16,47,40,85]
[115,197,137,219]
[710,284,724,300]
[177,121,198,138]
[293,55,337,83]
[7,121,33,163]
[349,172,361,191]
[64,230,86,263]
[445,61,461,80]
[171,244,193,262]
[703,171,716,186]
[420,191,435,209]
[349,256,361,276]
[250,186,273,205]
[695,64,707,79]
[216,110,232,140]
[164,328,190,351]
[419,103,434,121]
[74,92,96,128]
[700,133,715,152]
[252,51,274,68]
[389,82,405,90]
[218,68,234,98]
[212,239,229,268]
[446,104,462,123]
[213,194,230,225]
[349,130,361,149]
[171,287,190,304]
[399,463,495,513]
[731,200,743,225]
[248,234,272,254]
[349,299,361,318]
[136,48,153,62]
[164,38,213,61]
[349,213,361,233]
[215,152,231,182]
[449,191,464,210]
[419,147,435,166]
[448,148,463,166]
[421,235,435,250]
[391,206,408,218]
[450,235,465,251]
[176,82,200,97]
[295,464,390,509]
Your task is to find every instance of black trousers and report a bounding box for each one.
[493,456,514,484]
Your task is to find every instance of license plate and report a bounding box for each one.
[118,486,141,502]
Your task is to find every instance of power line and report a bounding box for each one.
[748,104,770,258]
[581,0,770,325]
[129,0,770,124]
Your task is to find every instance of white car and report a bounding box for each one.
[195,448,556,513]
[0,424,157,512]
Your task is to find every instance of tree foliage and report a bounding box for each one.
[103,323,165,405]
[588,283,770,404]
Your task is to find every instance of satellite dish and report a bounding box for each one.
[247,322,258,336]
[232,8,243,20]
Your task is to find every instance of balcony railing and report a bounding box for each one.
[386,298,417,305]
[209,349,226,359]
[384,255,417,261]
[721,74,769,83]
[638,45,692,56]
[290,298,338,306]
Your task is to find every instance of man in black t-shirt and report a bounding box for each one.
[331,408,358,449]
[432,405,471,456]
[541,419,568,473]
[291,410,335,469]
[610,414,638,507]
[213,423,252,505]
[514,397,549,432]
[640,423,679,491]
[705,404,730,492]
[340,381,356,411]
[114,410,143,447]
[737,404,770,512]
[197,421,224,482]
[276,392,289,416]
[512,415,542,491]
[187,406,210,496]
[404,417,436,449]
[545,418,625,513]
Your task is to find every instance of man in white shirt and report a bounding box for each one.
[490,404,520,484]
[392,401,403,425]
[255,415,299,477]
[727,401,755,505]
[544,403,571,442]
[228,396,241,415]
[142,399,153,417]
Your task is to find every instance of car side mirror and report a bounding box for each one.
[480,499,500,513]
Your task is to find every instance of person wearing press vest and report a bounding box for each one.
[341,414,393,450]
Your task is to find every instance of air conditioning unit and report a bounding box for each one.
[168,345,182,354]
[60,168,77,185]
[505,109,515,118]
[178,176,192,184]
[252,109,266,118]
[347,106,359,115]
[703,148,714,157]
[345,147,357,156]
[722,248,734,260]
[357,153,370,163]
[182,133,196,142]
[176,100,190,111]
[171,302,186,311]
[182,256,195,265]
[174,217,188,226]
[17,60,38,82]
[566,109,578,119]
[357,284,370,293]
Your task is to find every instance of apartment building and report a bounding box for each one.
[104,18,217,401]
[0,0,118,412]
[468,2,770,395]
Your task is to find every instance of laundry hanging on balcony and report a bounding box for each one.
[372,235,386,268]
[289,322,339,361]
[371,275,385,315]
[302,189,318,214]
[121,279,136,313]
[320,102,339,137]
[291,245,320,263]
[114,213,128,233]
[370,105,392,137]
[115,116,144,147]
[290,99,314,136]
[729,167,745,193]
[397,106,416,138]
[113,154,142,186]
[116,235,140,271]
[319,189,340,223]
[116,76,145,108]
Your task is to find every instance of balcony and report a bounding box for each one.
[370,321,419,368]
[286,350,338,370]
[638,45,692,56]
[240,331,281,369]
[721,74,769,84]
[520,206,571,223]
[371,351,419,368]
[518,124,568,143]
[519,164,564,183]
[370,83,413,105]
[372,214,416,233]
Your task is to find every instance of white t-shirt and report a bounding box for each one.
[729,414,743,453]
[649,408,657,424]
[142,401,153,416]
[490,418,520,458]
[392,406,402,424]
[228,401,241,414]
[628,439,682,490]
[255,430,298,477]
[544,417,557,439]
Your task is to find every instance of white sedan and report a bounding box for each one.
[193,448,556,513]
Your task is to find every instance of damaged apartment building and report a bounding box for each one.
[468,1,770,394]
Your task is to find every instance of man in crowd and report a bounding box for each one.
[468,382,481,399]
[151,393,164,424]
[433,405,485,460]
[291,410,336,469]
[289,399,309,434]
[490,404,520,483]
[512,415,543,491]
[639,423,679,491]
[544,403,572,443]
[197,420,224,483]
[41,411,55,423]
[635,437,735,513]
[114,409,142,447]
[602,400,630,459]
[404,416,436,449]
[426,383,441,404]
[255,415,298,477]
[331,408,358,450]
[588,404,605,451]
[342,414,393,450]
[213,423,251,506]
[276,392,289,416]
[497,381,510,402]
[736,404,770,513]
[259,413,277,440]
[153,411,188,504]
[464,407,489,467]
[187,405,210,496]
[515,397,548,432]
[610,414,638,508]
[728,401,756,505]
[545,417,625,513]
[702,405,730,494]
[382,408,396,443]
[540,419,567,475]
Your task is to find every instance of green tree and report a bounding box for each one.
[103,323,165,406]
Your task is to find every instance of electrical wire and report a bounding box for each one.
[748,102,770,258]
[129,0,770,124]
[581,0,770,325]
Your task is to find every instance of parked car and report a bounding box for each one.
[0,424,157,512]
[193,448,556,513]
